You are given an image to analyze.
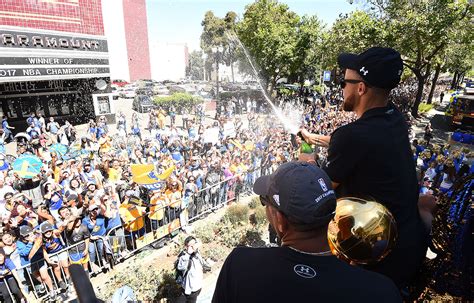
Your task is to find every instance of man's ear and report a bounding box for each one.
[358,82,368,96]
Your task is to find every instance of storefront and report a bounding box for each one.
[0,26,114,131]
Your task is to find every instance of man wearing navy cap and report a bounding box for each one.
[300,47,428,288]
[212,162,401,303]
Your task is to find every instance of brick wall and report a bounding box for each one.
[123,0,151,81]
[0,0,104,35]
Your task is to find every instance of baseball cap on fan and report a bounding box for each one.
[338,47,403,89]
[253,161,336,226]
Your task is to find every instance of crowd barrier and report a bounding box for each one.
[0,166,269,302]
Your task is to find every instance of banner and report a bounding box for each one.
[203,127,219,145]
[223,122,236,138]
[241,120,249,130]
[131,164,174,190]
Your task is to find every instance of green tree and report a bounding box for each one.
[237,0,299,93]
[223,11,239,82]
[200,11,226,80]
[368,0,473,116]
[200,11,240,83]
[443,16,474,89]
[288,15,325,87]
[324,10,384,70]
[186,50,205,80]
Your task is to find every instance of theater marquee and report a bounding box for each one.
[0,27,110,83]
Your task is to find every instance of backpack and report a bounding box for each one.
[174,251,194,286]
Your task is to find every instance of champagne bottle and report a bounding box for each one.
[300,141,314,154]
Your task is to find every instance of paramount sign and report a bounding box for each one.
[0,29,109,82]
[2,34,99,50]
[0,29,108,53]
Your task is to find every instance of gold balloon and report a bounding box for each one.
[327,197,397,265]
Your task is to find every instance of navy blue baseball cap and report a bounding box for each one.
[253,161,336,225]
[338,47,403,89]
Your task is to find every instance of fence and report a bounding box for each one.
[0,167,267,302]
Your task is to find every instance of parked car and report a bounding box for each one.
[112,79,129,87]
[135,87,154,96]
[153,84,169,95]
[465,80,474,95]
[120,88,136,99]
[111,87,120,101]
[133,95,155,113]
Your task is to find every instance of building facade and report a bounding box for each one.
[102,0,151,82]
[0,0,112,130]
[150,42,188,81]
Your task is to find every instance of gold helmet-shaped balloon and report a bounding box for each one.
[327,198,397,265]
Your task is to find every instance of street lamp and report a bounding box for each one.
[202,53,207,81]
[211,45,224,100]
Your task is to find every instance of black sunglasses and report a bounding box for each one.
[259,195,274,207]
[340,79,370,89]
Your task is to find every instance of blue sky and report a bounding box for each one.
[145,0,355,51]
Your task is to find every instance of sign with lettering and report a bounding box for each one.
[0,29,108,52]
[0,57,109,66]
[0,80,80,95]
[0,27,109,83]
[0,67,110,78]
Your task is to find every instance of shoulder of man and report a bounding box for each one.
[330,122,364,145]
[225,246,277,264]
[340,262,402,301]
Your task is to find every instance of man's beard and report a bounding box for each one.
[343,95,355,112]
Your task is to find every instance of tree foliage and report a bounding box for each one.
[324,11,384,69]
[199,0,473,114]
[236,0,300,91]
[200,10,240,82]
[367,0,473,115]
[288,15,325,85]
[186,50,205,80]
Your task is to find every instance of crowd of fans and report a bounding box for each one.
[0,80,470,302]
[413,139,472,195]
[0,88,354,301]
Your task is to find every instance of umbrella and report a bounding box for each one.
[12,155,43,179]
[14,132,31,142]
[49,143,69,158]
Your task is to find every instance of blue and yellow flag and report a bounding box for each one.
[130,164,175,190]
[12,155,43,179]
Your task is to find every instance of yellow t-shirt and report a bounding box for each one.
[119,202,146,232]
[149,196,166,221]
[108,168,121,182]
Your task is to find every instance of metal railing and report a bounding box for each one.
[0,167,268,302]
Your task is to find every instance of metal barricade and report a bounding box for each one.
[1,170,260,302]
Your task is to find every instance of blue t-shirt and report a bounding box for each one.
[132,125,140,135]
[106,205,122,232]
[16,240,43,266]
[43,237,64,254]
[0,258,16,277]
[48,192,64,211]
[89,127,97,137]
[49,123,59,134]
[83,215,107,236]
[97,127,106,138]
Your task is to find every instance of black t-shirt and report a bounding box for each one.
[323,103,427,286]
[212,246,401,303]
[66,224,90,253]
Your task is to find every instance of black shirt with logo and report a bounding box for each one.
[324,102,428,286]
[212,246,401,303]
